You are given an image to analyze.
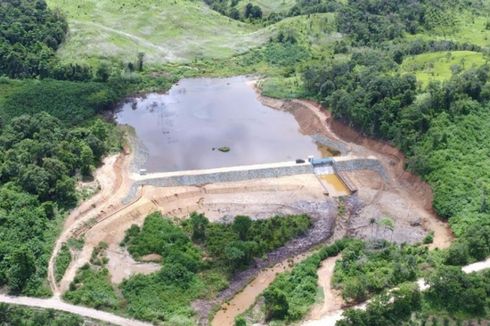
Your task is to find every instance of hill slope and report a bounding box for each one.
[46,0,272,63]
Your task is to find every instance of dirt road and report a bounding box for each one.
[48,149,133,296]
[303,257,490,326]
[307,255,343,320]
[0,294,151,326]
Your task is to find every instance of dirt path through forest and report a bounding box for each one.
[48,148,133,296]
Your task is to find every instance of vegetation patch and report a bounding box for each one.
[0,303,88,326]
[55,243,71,283]
[400,51,486,87]
[263,240,352,322]
[118,212,311,322]
[64,243,119,311]
[332,241,429,303]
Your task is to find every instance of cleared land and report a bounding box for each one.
[401,51,487,87]
[46,0,271,63]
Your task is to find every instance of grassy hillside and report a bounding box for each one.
[400,51,487,87]
[410,11,490,48]
[46,0,272,64]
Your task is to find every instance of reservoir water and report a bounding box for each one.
[115,76,325,172]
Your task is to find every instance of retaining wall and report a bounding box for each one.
[123,163,314,204]
[333,158,389,181]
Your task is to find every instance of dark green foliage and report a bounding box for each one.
[0,185,55,296]
[64,265,119,310]
[244,3,262,19]
[0,303,85,326]
[120,212,312,322]
[288,0,341,16]
[337,0,461,45]
[0,0,67,78]
[333,241,426,302]
[337,283,422,326]
[426,267,490,316]
[7,246,36,294]
[305,54,490,240]
[263,239,351,322]
[190,212,209,242]
[232,215,252,241]
[55,243,71,282]
[264,287,289,320]
[0,93,118,295]
[0,79,123,125]
[235,316,247,326]
[124,212,202,268]
[0,113,110,204]
[204,214,311,272]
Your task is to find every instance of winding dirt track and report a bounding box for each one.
[48,150,133,296]
[0,295,151,326]
[303,257,490,326]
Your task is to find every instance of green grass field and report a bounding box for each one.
[400,51,487,87]
[46,0,273,64]
[408,11,490,48]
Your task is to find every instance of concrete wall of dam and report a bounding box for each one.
[122,157,388,204]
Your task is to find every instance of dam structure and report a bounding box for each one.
[123,156,387,204]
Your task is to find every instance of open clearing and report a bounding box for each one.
[46,0,272,63]
[401,51,486,87]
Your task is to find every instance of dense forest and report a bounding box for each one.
[0,0,67,78]
[0,0,128,297]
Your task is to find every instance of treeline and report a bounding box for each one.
[203,0,339,23]
[203,0,263,21]
[304,52,490,236]
[338,268,490,325]
[0,113,116,295]
[332,241,427,303]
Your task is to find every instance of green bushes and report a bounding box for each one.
[333,241,428,303]
[262,239,352,322]
[55,244,71,282]
[0,303,85,326]
[426,267,490,317]
[64,264,119,310]
[337,283,422,326]
[201,213,311,272]
[0,79,123,125]
[118,212,313,322]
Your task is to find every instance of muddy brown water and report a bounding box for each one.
[115,77,328,172]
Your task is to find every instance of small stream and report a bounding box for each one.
[115,76,331,172]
